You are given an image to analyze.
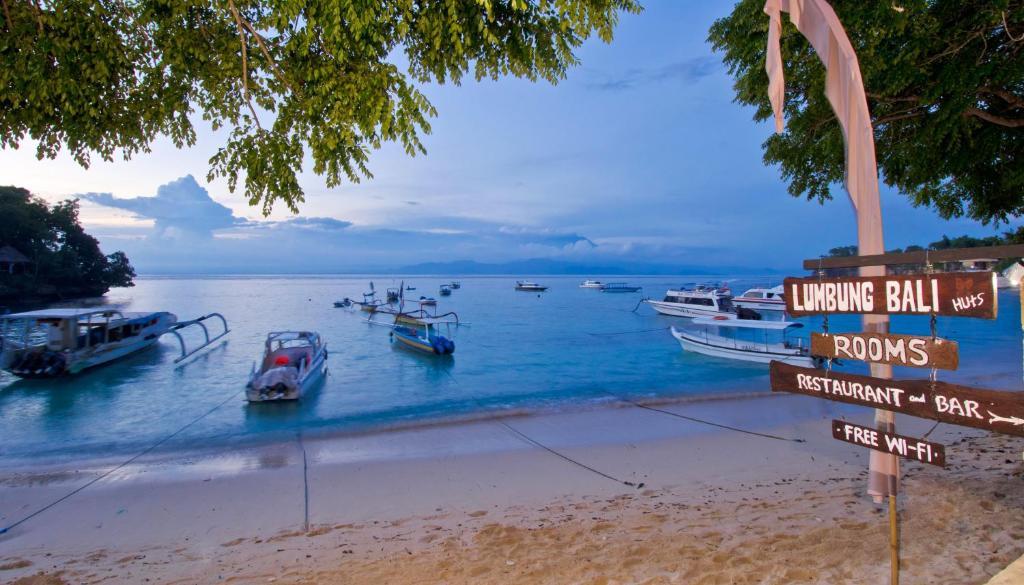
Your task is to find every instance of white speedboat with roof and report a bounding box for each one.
[671,317,820,367]
[733,285,786,312]
[515,281,548,291]
[580,279,604,288]
[643,284,736,318]
[247,331,327,402]
[0,308,228,378]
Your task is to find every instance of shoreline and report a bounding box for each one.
[2,391,1022,584]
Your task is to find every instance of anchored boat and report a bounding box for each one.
[449,281,461,290]
[0,308,228,378]
[733,285,786,312]
[599,282,642,293]
[515,281,548,292]
[390,318,455,356]
[670,317,819,367]
[643,284,736,318]
[580,279,604,288]
[246,331,327,402]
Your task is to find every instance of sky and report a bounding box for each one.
[0,1,1016,274]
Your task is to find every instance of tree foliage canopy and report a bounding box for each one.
[709,0,1024,224]
[0,186,135,300]
[0,0,640,214]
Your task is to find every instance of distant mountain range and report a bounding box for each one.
[393,258,782,276]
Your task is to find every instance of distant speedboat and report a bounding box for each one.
[0,308,228,377]
[515,281,548,292]
[733,285,786,312]
[580,280,604,288]
[406,285,416,291]
[247,331,327,402]
[671,318,820,367]
[439,284,452,296]
[643,284,735,318]
[599,282,641,293]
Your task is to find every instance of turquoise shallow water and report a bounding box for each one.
[1,275,1021,465]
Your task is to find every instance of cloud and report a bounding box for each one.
[586,56,719,91]
[80,175,239,238]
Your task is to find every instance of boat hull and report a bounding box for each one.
[733,299,786,312]
[246,352,327,402]
[645,300,733,319]
[671,327,816,367]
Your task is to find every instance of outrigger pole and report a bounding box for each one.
[165,313,230,364]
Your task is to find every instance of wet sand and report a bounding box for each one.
[1,393,1023,584]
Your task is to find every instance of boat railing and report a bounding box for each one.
[165,313,230,364]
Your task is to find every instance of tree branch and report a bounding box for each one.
[239,19,297,95]
[1,0,13,32]
[226,0,261,129]
[875,109,927,126]
[1003,10,1024,42]
[981,87,1024,109]
[964,107,1024,128]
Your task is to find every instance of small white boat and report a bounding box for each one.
[644,284,735,318]
[580,280,604,288]
[0,308,228,377]
[515,281,548,292]
[247,331,327,402]
[733,285,786,312]
[671,317,820,367]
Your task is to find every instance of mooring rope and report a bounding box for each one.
[440,369,642,489]
[0,388,244,536]
[602,391,806,443]
[297,431,310,532]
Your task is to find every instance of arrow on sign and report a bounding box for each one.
[988,412,1024,426]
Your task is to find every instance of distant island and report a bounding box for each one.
[0,186,136,305]
[395,258,781,276]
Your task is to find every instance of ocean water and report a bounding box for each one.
[0,275,1021,465]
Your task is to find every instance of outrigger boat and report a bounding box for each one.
[0,308,229,378]
[246,331,327,402]
[733,285,786,312]
[515,281,548,292]
[386,288,401,303]
[643,284,736,318]
[439,284,452,297]
[449,281,461,290]
[390,317,455,356]
[670,317,820,367]
[419,296,437,306]
[600,282,642,293]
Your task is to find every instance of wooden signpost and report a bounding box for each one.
[810,332,959,370]
[770,361,1024,438]
[784,272,997,318]
[832,420,946,467]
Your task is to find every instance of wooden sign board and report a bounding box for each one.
[811,332,959,370]
[832,420,946,467]
[784,272,997,319]
[770,361,1024,437]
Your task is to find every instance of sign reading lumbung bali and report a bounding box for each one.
[810,332,958,370]
[770,361,1024,437]
[832,420,946,467]
[784,272,997,318]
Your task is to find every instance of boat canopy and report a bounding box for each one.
[690,317,803,330]
[1,308,124,320]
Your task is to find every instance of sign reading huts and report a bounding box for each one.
[784,272,997,318]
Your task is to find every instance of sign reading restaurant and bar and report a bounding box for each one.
[784,272,997,318]
[832,420,946,467]
[770,361,1024,438]
[810,332,959,370]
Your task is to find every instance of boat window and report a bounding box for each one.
[765,292,774,298]
[718,298,735,311]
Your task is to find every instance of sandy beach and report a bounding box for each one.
[2,392,1023,584]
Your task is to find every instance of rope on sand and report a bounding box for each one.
[604,392,806,443]
[0,389,243,536]
[298,432,310,532]
[441,370,643,489]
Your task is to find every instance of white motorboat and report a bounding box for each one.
[0,308,228,377]
[671,317,820,367]
[733,285,786,312]
[580,280,604,288]
[643,284,736,318]
[515,281,549,292]
[247,331,327,402]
